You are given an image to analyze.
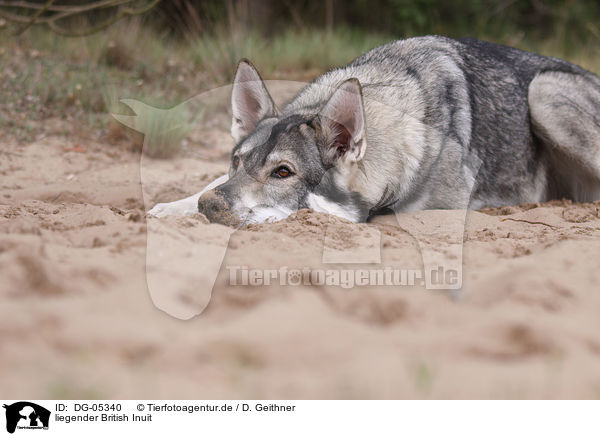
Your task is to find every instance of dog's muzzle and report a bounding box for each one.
[198,189,238,225]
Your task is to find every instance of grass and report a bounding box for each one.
[190,26,392,81]
[414,362,435,393]
[0,18,599,155]
[0,20,393,152]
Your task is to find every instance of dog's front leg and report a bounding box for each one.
[148,174,229,218]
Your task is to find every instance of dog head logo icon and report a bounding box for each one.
[3,402,50,434]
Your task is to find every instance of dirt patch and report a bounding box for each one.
[1,125,600,399]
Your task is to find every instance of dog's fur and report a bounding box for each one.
[149,36,600,225]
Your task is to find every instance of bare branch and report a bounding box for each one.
[48,0,161,37]
[15,0,54,34]
[0,0,162,36]
[0,1,133,25]
[0,0,128,13]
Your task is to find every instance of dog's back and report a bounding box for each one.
[155,36,600,223]
[282,36,600,210]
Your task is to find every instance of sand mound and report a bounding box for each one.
[1,130,599,399]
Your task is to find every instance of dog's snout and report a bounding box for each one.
[198,190,231,223]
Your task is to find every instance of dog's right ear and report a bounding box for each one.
[316,78,367,164]
[231,59,278,143]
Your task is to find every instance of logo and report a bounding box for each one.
[3,402,50,434]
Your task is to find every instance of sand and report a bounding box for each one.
[1,113,600,399]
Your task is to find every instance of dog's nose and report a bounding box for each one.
[197,190,230,222]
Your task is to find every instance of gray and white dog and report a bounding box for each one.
[149,36,600,225]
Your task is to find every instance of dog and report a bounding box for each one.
[148,36,600,225]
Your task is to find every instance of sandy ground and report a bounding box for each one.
[2,105,600,399]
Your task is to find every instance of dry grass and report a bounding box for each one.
[1,18,598,156]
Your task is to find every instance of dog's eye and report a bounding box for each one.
[271,165,293,179]
[232,156,240,170]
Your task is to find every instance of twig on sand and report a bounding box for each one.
[500,217,558,229]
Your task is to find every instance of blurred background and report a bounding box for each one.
[0,0,599,154]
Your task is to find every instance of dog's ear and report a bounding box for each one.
[231,59,278,143]
[317,78,367,163]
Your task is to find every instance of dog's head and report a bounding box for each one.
[198,59,370,226]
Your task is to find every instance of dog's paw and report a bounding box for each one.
[147,200,198,218]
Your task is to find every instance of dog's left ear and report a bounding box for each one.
[317,78,367,163]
